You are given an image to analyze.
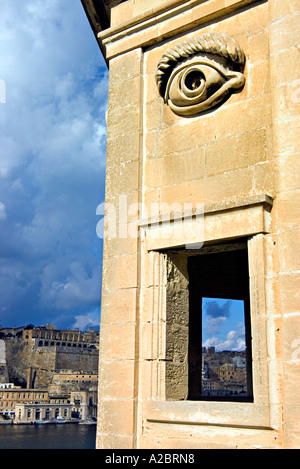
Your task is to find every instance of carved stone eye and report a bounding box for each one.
[156,32,245,117]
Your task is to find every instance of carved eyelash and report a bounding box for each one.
[155,32,245,117]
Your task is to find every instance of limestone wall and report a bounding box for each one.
[94,0,299,449]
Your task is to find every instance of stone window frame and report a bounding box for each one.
[164,240,253,402]
[140,194,273,430]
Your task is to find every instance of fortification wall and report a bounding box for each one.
[2,335,98,389]
[56,347,98,371]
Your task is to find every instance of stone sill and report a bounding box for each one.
[144,400,273,431]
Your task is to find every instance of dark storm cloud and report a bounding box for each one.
[204,299,232,318]
[0,0,108,330]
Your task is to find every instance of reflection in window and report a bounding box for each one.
[201,297,248,398]
[188,246,253,401]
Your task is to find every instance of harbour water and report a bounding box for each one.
[0,423,96,449]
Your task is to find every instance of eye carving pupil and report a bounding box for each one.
[185,71,203,90]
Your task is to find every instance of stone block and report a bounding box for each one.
[248,31,269,63]
[156,115,216,158]
[97,398,135,436]
[145,99,162,131]
[274,191,300,228]
[140,286,160,324]
[272,82,300,122]
[214,93,272,141]
[248,59,270,97]
[269,12,300,54]
[205,128,268,176]
[278,273,300,316]
[283,404,300,449]
[99,323,136,361]
[278,229,300,273]
[252,161,275,196]
[108,48,142,84]
[158,166,255,207]
[270,47,300,89]
[106,131,141,165]
[106,160,140,196]
[144,150,205,189]
[98,360,135,399]
[269,0,300,22]
[109,75,141,111]
[111,0,134,27]
[106,106,141,140]
[272,117,300,157]
[103,229,138,259]
[102,253,138,291]
[101,287,138,324]
[97,433,134,450]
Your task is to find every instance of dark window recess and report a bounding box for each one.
[188,248,253,401]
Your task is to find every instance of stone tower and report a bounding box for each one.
[82,0,300,449]
[0,340,9,383]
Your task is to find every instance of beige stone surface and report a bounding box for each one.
[89,0,300,449]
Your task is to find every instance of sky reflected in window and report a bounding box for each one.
[202,298,246,351]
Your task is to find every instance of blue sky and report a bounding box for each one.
[0,1,108,330]
[202,298,246,351]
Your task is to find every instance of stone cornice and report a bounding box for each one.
[139,194,274,251]
[97,0,262,60]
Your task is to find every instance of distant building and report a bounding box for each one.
[14,390,97,423]
[0,324,99,389]
[15,402,72,423]
[21,324,99,347]
[1,383,97,422]
[0,385,49,419]
[0,324,99,422]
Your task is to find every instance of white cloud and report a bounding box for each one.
[0,136,23,177]
[203,322,246,351]
[0,202,7,220]
[72,308,100,331]
[204,315,227,337]
[39,261,101,310]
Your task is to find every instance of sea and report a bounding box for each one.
[0,423,96,449]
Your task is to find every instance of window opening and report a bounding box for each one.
[201,297,249,398]
[165,242,253,402]
[188,247,253,401]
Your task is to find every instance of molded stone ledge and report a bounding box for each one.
[139,194,273,227]
[139,194,273,251]
[99,0,261,59]
[144,399,272,430]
